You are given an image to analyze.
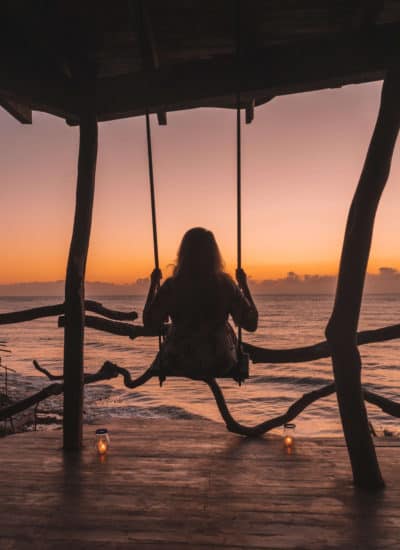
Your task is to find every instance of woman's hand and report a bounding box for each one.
[150,268,162,287]
[236,268,248,289]
[150,268,162,286]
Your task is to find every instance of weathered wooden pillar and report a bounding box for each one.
[326,72,400,489]
[63,79,98,450]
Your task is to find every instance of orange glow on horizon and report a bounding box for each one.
[2,254,400,286]
[2,81,400,288]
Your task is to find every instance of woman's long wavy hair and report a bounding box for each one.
[173,227,225,280]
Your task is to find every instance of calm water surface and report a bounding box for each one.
[1,294,400,437]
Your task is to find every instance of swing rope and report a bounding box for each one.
[135,0,163,373]
[145,111,164,378]
[236,105,243,349]
[234,0,250,383]
[145,111,159,271]
[236,0,243,351]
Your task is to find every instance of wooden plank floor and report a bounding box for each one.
[1,419,400,549]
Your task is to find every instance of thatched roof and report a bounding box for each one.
[1,1,400,124]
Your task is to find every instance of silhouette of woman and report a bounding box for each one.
[143,227,258,378]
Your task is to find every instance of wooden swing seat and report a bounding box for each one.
[150,351,250,384]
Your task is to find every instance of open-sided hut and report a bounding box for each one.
[1,0,400,491]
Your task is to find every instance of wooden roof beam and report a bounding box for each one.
[0,96,32,123]
[2,22,400,124]
[92,22,400,123]
[352,0,385,30]
[0,73,75,120]
[132,0,159,71]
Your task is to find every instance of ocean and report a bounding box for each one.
[1,294,399,437]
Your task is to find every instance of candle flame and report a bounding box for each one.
[97,440,108,455]
[284,435,293,447]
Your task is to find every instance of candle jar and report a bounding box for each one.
[283,422,295,450]
[95,428,110,455]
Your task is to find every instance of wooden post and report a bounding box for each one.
[63,78,98,450]
[326,72,400,489]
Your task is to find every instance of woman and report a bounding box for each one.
[143,227,258,378]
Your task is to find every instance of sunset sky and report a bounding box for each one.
[2,80,400,286]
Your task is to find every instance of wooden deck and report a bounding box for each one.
[1,419,400,549]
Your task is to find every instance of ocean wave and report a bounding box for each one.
[249,374,333,386]
[366,363,400,371]
[86,404,207,421]
[363,382,397,396]
[247,395,296,403]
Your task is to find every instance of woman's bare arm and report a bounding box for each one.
[230,270,258,332]
[143,268,164,329]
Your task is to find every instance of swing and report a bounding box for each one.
[141,0,249,384]
[144,104,250,385]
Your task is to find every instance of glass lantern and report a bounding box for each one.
[283,422,296,451]
[95,428,110,455]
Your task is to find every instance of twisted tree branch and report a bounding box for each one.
[205,379,336,436]
[58,315,158,338]
[205,379,400,437]
[363,389,400,417]
[84,300,138,321]
[0,301,137,325]
[0,360,155,420]
[243,323,400,364]
[2,359,400,437]
[32,360,63,380]
[58,314,400,365]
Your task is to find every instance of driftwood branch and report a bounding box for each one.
[0,360,155,421]
[84,300,138,321]
[32,360,63,380]
[206,379,400,437]
[363,389,400,417]
[62,313,400,366]
[2,360,400,438]
[323,73,400,489]
[0,382,65,420]
[243,323,400,364]
[0,362,118,420]
[0,301,137,325]
[206,379,336,436]
[58,315,158,338]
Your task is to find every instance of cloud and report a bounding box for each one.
[0,279,151,297]
[248,272,336,294]
[2,267,400,296]
[365,267,400,293]
[377,267,400,277]
[248,267,400,294]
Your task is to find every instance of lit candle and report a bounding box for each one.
[284,435,293,448]
[97,439,108,455]
[283,422,296,451]
[95,428,110,456]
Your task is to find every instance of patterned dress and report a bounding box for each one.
[144,274,258,378]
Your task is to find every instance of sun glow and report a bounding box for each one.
[2,82,400,289]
